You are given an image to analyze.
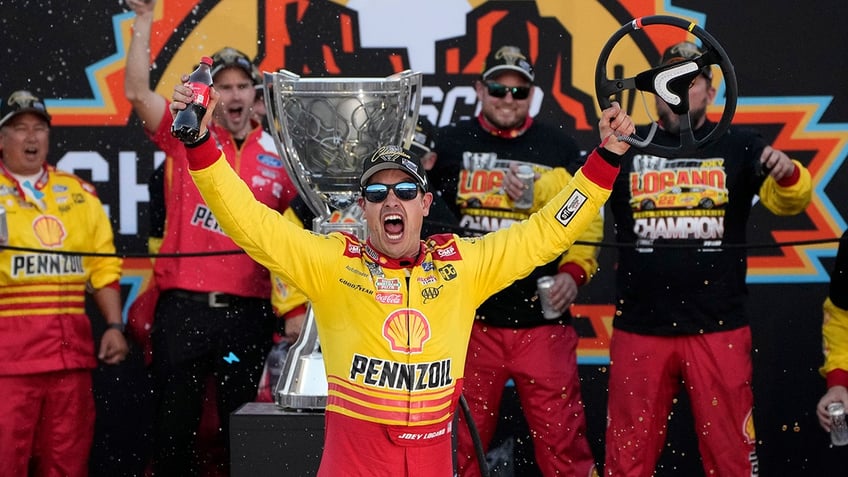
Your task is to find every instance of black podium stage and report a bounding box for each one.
[230,402,325,476]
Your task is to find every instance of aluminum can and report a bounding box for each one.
[536,276,562,319]
[828,402,848,446]
[513,165,534,210]
[0,204,7,246]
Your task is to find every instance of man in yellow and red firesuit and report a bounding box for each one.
[0,90,128,476]
[170,82,634,476]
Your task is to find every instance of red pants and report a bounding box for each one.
[318,413,454,477]
[604,327,758,477]
[456,322,596,477]
[0,370,95,477]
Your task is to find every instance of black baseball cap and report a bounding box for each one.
[410,116,436,157]
[210,47,261,85]
[0,90,51,128]
[660,41,713,80]
[360,145,428,190]
[482,45,535,82]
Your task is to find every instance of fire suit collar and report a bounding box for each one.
[207,119,264,150]
[0,161,49,200]
[364,239,427,269]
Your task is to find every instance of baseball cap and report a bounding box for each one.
[409,117,436,157]
[481,45,535,82]
[360,145,428,190]
[660,41,713,80]
[0,90,51,128]
[210,47,262,85]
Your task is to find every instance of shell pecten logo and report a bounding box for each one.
[382,309,431,353]
[33,215,67,248]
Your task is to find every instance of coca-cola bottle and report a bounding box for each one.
[171,56,213,143]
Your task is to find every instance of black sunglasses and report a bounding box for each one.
[485,82,531,100]
[362,182,421,203]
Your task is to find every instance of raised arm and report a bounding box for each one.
[124,0,167,133]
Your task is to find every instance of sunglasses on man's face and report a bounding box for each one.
[484,82,531,100]
[362,182,421,203]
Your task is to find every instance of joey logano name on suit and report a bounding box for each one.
[349,354,453,391]
[11,253,84,277]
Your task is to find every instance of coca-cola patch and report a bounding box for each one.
[375,292,403,304]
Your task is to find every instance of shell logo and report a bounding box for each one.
[743,408,756,444]
[382,309,431,353]
[33,215,67,248]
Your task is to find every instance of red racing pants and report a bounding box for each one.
[604,327,758,477]
[318,412,454,477]
[455,322,596,477]
[0,370,95,477]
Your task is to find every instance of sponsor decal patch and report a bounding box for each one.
[556,190,588,226]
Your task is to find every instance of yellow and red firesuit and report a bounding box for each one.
[0,162,122,472]
[185,134,619,476]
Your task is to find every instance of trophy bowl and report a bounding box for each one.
[264,70,422,223]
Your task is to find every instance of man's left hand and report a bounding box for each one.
[98,329,129,364]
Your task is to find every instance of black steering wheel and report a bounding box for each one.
[595,15,737,156]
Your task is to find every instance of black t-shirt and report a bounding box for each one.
[608,122,769,335]
[429,118,583,328]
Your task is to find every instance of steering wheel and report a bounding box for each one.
[595,15,737,157]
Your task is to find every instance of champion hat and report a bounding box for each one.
[481,45,535,82]
[210,47,262,85]
[360,145,427,190]
[0,90,51,128]
[660,41,713,80]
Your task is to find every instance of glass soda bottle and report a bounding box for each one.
[171,56,213,143]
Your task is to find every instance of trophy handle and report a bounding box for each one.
[389,69,423,150]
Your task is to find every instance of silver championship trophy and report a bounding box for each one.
[264,69,422,409]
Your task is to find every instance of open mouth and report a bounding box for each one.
[383,213,404,240]
[227,105,244,122]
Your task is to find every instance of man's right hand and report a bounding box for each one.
[170,80,219,141]
[125,0,155,15]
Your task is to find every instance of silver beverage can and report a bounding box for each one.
[513,165,534,210]
[828,402,848,446]
[536,276,562,319]
[0,204,7,246]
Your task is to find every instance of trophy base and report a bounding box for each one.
[275,352,328,411]
[276,394,328,411]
